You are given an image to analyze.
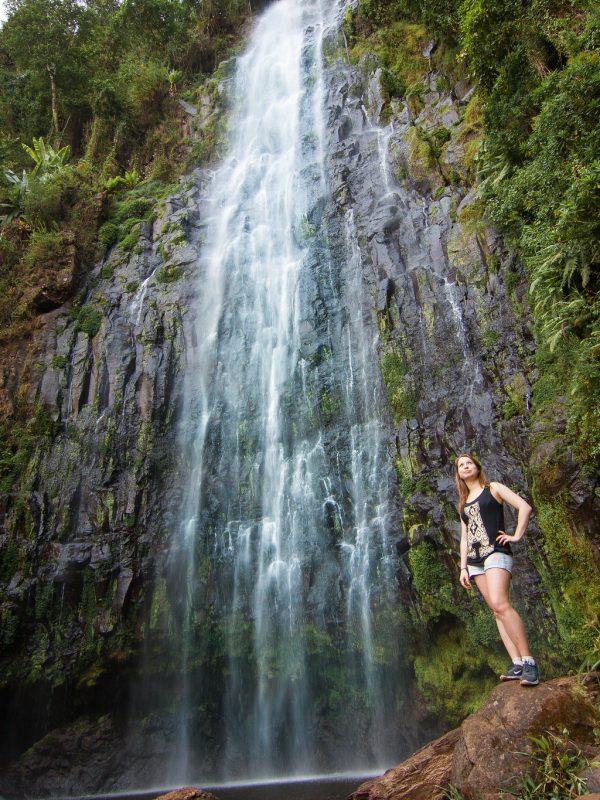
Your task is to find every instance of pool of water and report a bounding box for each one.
[66,775,372,800]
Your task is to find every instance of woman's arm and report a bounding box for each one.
[491,481,532,544]
[459,519,470,589]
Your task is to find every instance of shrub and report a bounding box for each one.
[22,229,69,271]
[75,305,102,338]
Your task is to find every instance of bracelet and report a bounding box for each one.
[460,567,468,571]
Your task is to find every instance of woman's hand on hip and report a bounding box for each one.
[496,530,521,545]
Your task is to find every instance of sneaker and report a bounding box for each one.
[500,662,523,681]
[520,662,540,686]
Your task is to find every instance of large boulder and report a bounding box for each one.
[153,789,220,800]
[349,674,599,800]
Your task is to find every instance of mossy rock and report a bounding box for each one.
[447,218,483,278]
[404,126,444,195]
[414,624,503,726]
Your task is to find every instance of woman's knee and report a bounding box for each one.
[489,598,511,617]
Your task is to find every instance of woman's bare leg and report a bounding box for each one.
[479,568,531,657]
[473,572,522,661]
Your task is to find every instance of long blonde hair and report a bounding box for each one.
[454,452,489,512]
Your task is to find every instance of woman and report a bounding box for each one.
[455,453,539,686]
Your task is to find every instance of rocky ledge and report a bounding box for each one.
[349,674,600,800]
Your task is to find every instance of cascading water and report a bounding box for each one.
[165,0,408,783]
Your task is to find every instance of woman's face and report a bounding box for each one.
[457,456,479,481]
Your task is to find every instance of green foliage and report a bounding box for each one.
[75,304,102,338]
[0,406,55,495]
[408,541,452,607]
[318,389,342,422]
[471,13,600,467]
[381,349,418,423]
[0,0,250,312]
[98,183,163,254]
[103,169,141,192]
[22,137,71,178]
[351,0,459,41]
[0,169,29,223]
[509,731,588,800]
[413,625,502,726]
[22,228,68,271]
[533,500,600,662]
[155,265,185,284]
[441,785,466,800]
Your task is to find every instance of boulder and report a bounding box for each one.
[348,674,600,800]
[350,729,460,800]
[153,789,220,800]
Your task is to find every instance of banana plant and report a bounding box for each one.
[0,169,29,223]
[21,137,71,178]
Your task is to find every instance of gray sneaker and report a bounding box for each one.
[500,662,523,681]
[520,662,540,686]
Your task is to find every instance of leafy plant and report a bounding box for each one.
[0,169,29,223]
[103,169,141,192]
[22,137,71,178]
[440,785,466,800]
[505,731,588,800]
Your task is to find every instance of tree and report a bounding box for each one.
[1,0,95,144]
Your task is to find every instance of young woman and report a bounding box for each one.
[455,453,539,686]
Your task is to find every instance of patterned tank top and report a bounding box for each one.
[460,485,511,565]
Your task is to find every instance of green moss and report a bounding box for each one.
[190,112,226,166]
[98,221,119,250]
[430,125,452,155]
[504,269,520,295]
[51,354,67,370]
[502,372,528,419]
[408,541,453,617]
[0,407,55,495]
[381,349,418,423]
[405,80,426,114]
[414,626,502,726]
[481,329,499,348]
[534,500,600,662]
[308,345,332,369]
[406,124,434,168]
[118,221,142,252]
[0,539,21,583]
[77,661,105,689]
[319,389,342,422]
[0,606,18,647]
[29,626,50,682]
[75,305,102,338]
[395,458,414,497]
[155,265,184,284]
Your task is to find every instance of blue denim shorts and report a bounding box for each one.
[467,551,513,579]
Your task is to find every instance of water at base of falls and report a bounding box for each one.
[145,0,408,783]
[60,775,373,800]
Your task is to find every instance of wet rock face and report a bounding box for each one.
[0,170,214,768]
[321,51,546,619]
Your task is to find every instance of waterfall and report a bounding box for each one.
[167,0,406,782]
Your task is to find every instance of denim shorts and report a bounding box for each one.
[467,551,513,579]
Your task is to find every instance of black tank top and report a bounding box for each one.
[460,485,511,565]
